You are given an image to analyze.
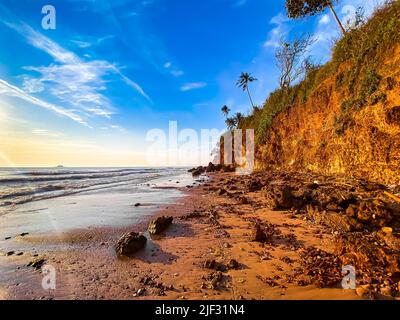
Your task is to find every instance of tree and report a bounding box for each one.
[285,0,345,34]
[236,72,257,108]
[234,112,244,126]
[225,117,237,131]
[276,34,315,90]
[221,105,231,117]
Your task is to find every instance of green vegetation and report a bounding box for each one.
[238,1,400,143]
[236,72,258,108]
[285,0,345,34]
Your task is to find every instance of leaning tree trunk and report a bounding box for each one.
[328,3,346,34]
[246,87,255,108]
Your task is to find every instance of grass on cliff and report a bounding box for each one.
[240,0,400,145]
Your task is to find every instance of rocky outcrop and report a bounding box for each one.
[148,216,173,235]
[188,163,235,177]
[116,232,147,257]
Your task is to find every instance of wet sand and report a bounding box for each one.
[0,171,366,300]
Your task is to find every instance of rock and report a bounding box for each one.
[205,162,216,172]
[381,227,393,234]
[134,203,141,207]
[203,259,216,269]
[227,259,239,270]
[380,286,392,297]
[247,180,263,192]
[27,258,45,270]
[191,166,204,177]
[356,285,371,297]
[6,251,14,256]
[148,216,173,235]
[250,224,267,242]
[20,233,29,237]
[116,232,147,256]
[4,237,11,240]
[263,185,305,210]
[216,188,227,196]
[237,196,249,204]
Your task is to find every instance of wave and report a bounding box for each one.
[0,167,187,208]
[0,168,161,184]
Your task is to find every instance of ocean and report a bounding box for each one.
[0,167,191,208]
[0,167,196,237]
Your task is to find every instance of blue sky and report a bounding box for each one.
[0,0,385,166]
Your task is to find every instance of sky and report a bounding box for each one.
[0,0,386,167]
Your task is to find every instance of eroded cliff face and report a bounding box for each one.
[257,46,400,185]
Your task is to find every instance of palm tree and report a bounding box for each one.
[237,72,257,108]
[234,112,244,127]
[225,117,237,131]
[221,105,230,117]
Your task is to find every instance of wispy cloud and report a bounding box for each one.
[32,129,64,137]
[2,21,151,122]
[163,61,184,77]
[70,35,115,49]
[180,82,207,92]
[0,79,88,126]
[264,13,290,48]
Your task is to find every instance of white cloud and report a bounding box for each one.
[70,40,92,48]
[180,82,207,92]
[319,14,330,25]
[2,21,151,122]
[0,78,88,126]
[21,76,44,93]
[264,13,290,48]
[32,129,64,137]
[163,61,184,77]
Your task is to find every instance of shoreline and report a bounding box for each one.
[0,171,398,300]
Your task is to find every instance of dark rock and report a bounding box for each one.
[227,259,239,270]
[247,180,263,192]
[191,167,204,177]
[20,233,29,237]
[148,216,173,235]
[134,203,141,207]
[237,196,249,204]
[216,188,227,196]
[263,185,306,210]
[27,258,45,270]
[4,237,11,240]
[205,162,216,172]
[250,224,267,242]
[6,251,14,256]
[203,259,217,269]
[116,232,147,256]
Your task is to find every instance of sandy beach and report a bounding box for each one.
[3,169,397,300]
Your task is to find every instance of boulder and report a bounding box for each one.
[263,185,305,210]
[247,180,263,192]
[148,216,173,235]
[205,162,216,172]
[227,259,239,270]
[116,232,147,256]
[27,258,46,270]
[250,224,267,242]
[191,167,204,177]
